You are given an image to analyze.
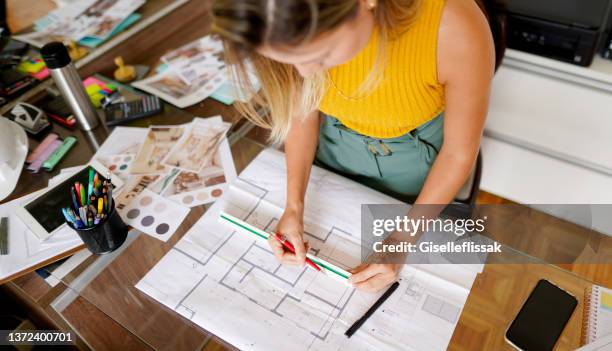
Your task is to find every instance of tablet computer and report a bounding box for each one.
[16,160,124,240]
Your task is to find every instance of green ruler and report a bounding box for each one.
[219,211,351,282]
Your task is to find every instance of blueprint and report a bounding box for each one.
[136,149,480,350]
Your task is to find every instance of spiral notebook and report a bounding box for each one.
[582,284,612,345]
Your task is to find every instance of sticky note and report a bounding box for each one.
[105,83,117,92]
[83,77,106,87]
[32,67,49,80]
[90,93,105,108]
[17,59,46,74]
[86,84,102,96]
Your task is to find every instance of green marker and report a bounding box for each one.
[43,136,77,171]
[87,167,94,205]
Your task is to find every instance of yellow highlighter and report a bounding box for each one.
[97,198,103,216]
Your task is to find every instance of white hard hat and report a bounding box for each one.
[0,118,28,201]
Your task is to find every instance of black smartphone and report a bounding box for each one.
[505,279,578,351]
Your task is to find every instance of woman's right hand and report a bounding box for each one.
[269,207,309,266]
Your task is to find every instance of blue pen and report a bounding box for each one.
[66,207,76,222]
[67,208,77,222]
[106,171,113,211]
[70,188,80,212]
[62,208,74,226]
[71,211,85,229]
[67,208,82,229]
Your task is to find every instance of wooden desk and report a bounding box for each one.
[1,0,196,116]
[6,0,56,34]
[5,131,609,350]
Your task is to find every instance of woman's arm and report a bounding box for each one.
[285,110,321,214]
[415,0,495,205]
[349,0,495,292]
[268,110,321,265]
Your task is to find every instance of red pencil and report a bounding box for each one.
[274,233,321,271]
[74,182,82,206]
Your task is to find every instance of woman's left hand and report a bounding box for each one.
[348,263,403,293]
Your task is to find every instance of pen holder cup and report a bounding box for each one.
[67,205,128,255]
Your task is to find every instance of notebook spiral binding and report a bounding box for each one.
[581,285,600,346]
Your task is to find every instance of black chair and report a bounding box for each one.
[0,0,9,36]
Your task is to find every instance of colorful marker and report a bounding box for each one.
[70,188,80,211]
[102,186,108,211]
[80,183,86,206]
[79,207,87,223]
[75,182,82,206]
[62,208,74,226]
[87,167,94,204]
[86,210,93,227]
[106,171,113,211]
[97,198,103,215]
[62,168,117,230]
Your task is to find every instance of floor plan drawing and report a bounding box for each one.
[136,149,481,351]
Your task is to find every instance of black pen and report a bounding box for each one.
[345,281,400,338]
[106,171,113,211]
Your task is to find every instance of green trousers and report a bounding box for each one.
[315,113,445,203]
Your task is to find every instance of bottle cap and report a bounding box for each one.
[41,42,72,69]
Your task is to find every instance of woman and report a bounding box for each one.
[212,0,495,292]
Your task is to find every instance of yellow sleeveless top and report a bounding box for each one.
[319,0,446,139]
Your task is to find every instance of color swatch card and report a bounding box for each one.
[157,136,236,208]
[160,35,225,85]
[162,118,230,173]
[119,189,189,242]
[131,126,185,175]
[132,35,228,108]
[94,127,147,158]
[15,0,145,47]
[131,68,226,108]
[161,169,226,207]
[97,153,134,181]
[114,175,161,213]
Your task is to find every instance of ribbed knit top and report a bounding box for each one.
[319,0,446,138]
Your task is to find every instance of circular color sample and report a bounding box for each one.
[124,155,132,162]
[141,215,155,227]
[156,223,170,235]
[139,196,153,207]
[109,164,117,171]
[154,203,167,212]
[196,192,209,201]
[119,164,128,171]
[126,209,140,219]
[211,189,223,197]
[182,195,194,204]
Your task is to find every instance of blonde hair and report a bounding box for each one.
[212,0,421,142]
